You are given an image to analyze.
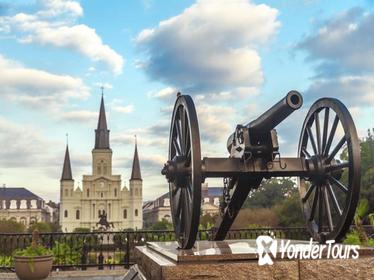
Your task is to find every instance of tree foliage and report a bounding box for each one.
[148,219,173,230]
[360,129,374,213]
[28,222,52,233]
[243,178,296,209]
[0,219,25,233]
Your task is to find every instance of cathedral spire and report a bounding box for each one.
[61,144,73,181]
[95,89,110,149]
[130,136,142,181]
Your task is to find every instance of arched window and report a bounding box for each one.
[114,188,117,197]
[87,189,89,197]
[65,189,68,196]
[101,192,103,198]
[76,210,80,220]
[123,209,127,219]
[135,209,138,217]
[103,164,107,175]
[64,210,68,218]
[97,166,101,174]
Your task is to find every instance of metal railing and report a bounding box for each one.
[0,226,342,272]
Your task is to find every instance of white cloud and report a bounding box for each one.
[0,117,52,167]
[0,55,89,108]
[113,105,134,114]
[94,82,113,89]
[306,75,374,106]
[299,8,374,74]
[150,87,176,100]
[1,0,124,75]
[59,110,98,123]
[136,0,279,95]
[196,102,235,143]
[37,0,83,18]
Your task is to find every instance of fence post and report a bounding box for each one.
[125,232,130,269]
[81,242,87,271]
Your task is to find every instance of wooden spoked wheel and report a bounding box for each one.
[298,98,360,242]
[168,95,202,249]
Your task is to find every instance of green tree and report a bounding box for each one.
[148,219,173,230]
[243,178,297,209]
[360,129,374,213]
[200,213,218,229]
[73,227,91,233]
[0,219,25,233]
[28,222,52,233]
[274,192,304,227]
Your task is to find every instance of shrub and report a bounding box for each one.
[0,219,25,233]
[52,241,81,265]
[28,222,52,233]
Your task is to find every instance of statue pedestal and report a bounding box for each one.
[125,239,374,280]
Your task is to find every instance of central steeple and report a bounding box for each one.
[95,89,110,149]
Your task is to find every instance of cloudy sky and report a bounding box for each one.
[0,0,373,202]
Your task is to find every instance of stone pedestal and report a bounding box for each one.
[126,239,374,280]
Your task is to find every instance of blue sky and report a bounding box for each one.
[0,0,373,202]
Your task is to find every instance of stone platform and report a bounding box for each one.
[127,239,374,280]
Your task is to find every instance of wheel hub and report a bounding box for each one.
[309,155,327,185]
[161,157,190,183]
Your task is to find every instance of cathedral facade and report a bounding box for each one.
[59,95,143,232]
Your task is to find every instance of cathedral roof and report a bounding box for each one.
[95,94,110,149]
[130,141,142,181]
[61,145,73,181]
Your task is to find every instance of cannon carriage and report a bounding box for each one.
[161,91,360,249]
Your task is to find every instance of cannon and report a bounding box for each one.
[161,91,360,249]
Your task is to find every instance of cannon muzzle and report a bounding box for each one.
[227,91,303,151]
[247,90,303,133]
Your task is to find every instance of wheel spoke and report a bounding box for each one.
[307,126,318,155]
[180,107,186,155]
[179,189,186,233]
[326,181,342,216]
[301,147,311,158]
[322,108,330,152]
[323,187,334,232]
[309,186,319,221]
[182,188,190,233]
[174,188,182,218]
[176,119,184,155]
[318,186,323,233]
[328,175,348,193]
[323,115,339,156]
[302,184,315,203]
[326,136,346,163]
[185,149,191,167]
[327,161,350,172]
[314,111,322,154]
[173,137,182,156]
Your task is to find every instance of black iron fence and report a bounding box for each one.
[0,226,359,272]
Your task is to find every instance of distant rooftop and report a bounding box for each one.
[0,187,43,200]
[143,186,223,208]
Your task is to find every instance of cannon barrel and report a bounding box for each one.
[227,91,303,151]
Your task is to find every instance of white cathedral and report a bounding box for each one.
[59,94,143,232]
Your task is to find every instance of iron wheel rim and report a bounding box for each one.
[168,95,202,249]
[297,98,360,242]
